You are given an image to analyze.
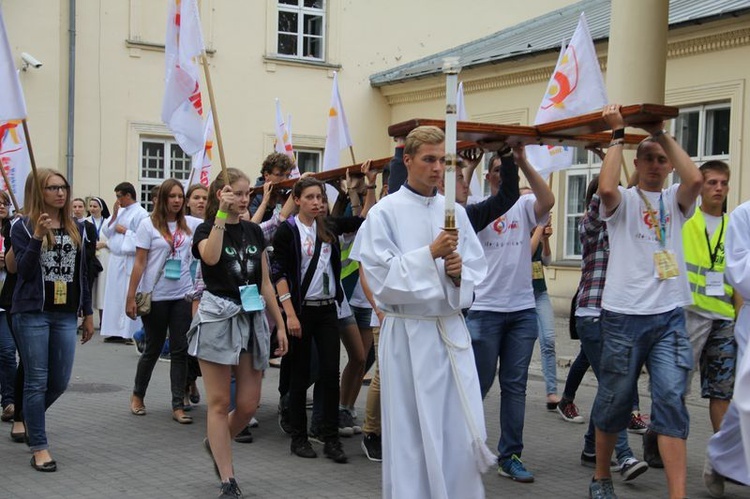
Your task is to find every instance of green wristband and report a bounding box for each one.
[216,210,228,220]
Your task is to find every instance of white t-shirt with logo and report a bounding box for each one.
[298,219,334,300]
[601,184,694,315]
[471,194,547,313]
[135,216,201,301]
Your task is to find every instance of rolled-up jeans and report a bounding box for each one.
[13,311,77,451]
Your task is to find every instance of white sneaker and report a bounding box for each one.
[619,457,648,481]
[249,417,259,428]
[703,458,725,498]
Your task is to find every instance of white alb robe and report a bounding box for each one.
[350,187,489,499]
[100,202,148,338]
[708,200,750,485]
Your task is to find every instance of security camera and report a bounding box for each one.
[21,52,42,70]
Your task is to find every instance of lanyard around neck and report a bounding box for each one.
[636,187,667,248]
[704,214,725,271]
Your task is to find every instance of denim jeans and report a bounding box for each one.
[562,346,590,401]
[592,308,692,439]
[467,308,537,460]
[576,316,633,462]
[134,299,191,410]
[12,311,78,451]
[0,311,17,407]
[534,291,558,396]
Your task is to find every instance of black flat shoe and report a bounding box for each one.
[10,429,25,443]
[30,456,57,472]
[234,426,254,444]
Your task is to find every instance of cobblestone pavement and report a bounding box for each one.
[0,320,746,498]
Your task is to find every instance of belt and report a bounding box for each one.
[302,299,335,307]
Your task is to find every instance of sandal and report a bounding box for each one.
[30,456,57,472]
[130,395,146,416]
[172,409,193,424]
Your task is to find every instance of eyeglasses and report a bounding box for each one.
[44,185,70,193]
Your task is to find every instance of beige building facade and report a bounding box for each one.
[2,0,749,310]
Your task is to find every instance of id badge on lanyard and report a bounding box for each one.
[705,271,725,296]
[239,284,264,312]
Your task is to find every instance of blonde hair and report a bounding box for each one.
[404,126,445,156]
[27,168,81,248]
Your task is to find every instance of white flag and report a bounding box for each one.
[456,81,468,121]
[188,110,213,190]
[525,13,608,177]
[275,99,300,178]
[162,0,205,156]
[0,8,27,121]
[322,71,353,172]
[0,120,31,209]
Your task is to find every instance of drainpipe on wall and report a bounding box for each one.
[66,0,76,183]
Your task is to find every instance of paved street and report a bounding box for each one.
[0,320,746,498]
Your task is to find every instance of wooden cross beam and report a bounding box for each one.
[387,103,678,150]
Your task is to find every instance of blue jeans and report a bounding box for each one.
[592,308,692,439]
[534,291,557,396]
[0,311,17,408]
[467,308,538,460]
[576,316,633,462]
[12,311,77,451]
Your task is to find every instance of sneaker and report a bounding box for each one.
[158,352,171,362]
[589,478,618,499]
[580,451,621,472]
[557,400,585,424]
[134,337,145,354]
[361,433,382,462]
[218,478,243,498]
[498,455,534,483]
[642,430,664,468]
[278,406,293,435]
[627,411,648,434]
[338,409,354,437]
[290,438,317,458]
[233,426,254,444]
[248,417,259,428]
[323,439,348,463]
[345,408,362,434]
[619,457,648,481]
[308,425,324,444]
[703,458,725,498]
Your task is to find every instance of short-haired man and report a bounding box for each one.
[467,146,554,483]
[351,126,492,498]
[704,198,750,496]
[250,152,293,222]
[100,182,149,342]
[683,160,739,433]
[589,104,703,499]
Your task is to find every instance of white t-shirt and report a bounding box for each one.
[471,194,548,313]
[135,216,201,301]
[703,212,723,239]
[298,219,334,300]
[601,184,694,315]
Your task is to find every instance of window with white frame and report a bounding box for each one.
[296,148,322,173]
[139,138,191,212]
[563,147,601,259]
[670,102,730,185]
[277,0,325,61]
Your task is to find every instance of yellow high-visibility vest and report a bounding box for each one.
[682,209,734,319]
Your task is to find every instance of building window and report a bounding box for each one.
[139,138,191,212]
[563,149,601,259]
[672,103,730,161]
[277,0,325,60]
[296,149,322,173]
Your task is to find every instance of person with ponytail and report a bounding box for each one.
[189,168,287,498]
[11,168,94,472]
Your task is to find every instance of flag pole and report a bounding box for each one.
[22,119,43,207]
[0,166,19,212]
[200,54,228,185]
[348,146,357,166]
